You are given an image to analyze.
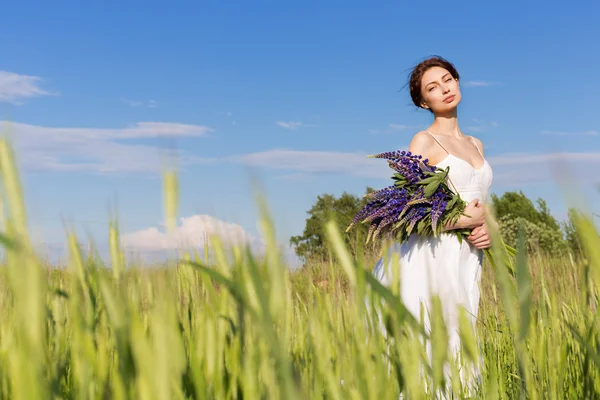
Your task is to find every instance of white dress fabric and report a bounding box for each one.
[371,132,493,372]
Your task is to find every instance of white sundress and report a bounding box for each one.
[371,131,493,369]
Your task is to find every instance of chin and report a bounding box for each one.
[433,103,459,114]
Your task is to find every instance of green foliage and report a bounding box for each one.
[491,190,574,255]
[0,138,600,398]
[289,187,378,263]
[491,190,561,232]
[498,213,567,256]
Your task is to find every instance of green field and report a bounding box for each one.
[0,137,599,399]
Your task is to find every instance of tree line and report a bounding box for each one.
[290,188,585,265]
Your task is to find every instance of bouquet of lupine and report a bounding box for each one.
[346,150,516,271]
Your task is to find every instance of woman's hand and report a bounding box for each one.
[467,221,491,249]
[443,199,486,231]
[457,199,486,229]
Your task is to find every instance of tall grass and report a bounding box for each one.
[0,137,598,399]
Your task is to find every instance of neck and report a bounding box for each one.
[429,112,463,138]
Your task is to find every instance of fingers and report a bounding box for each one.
[474,240,491,249]
[467,226,486,240]
[467,231,481,241]
[472,234,491,247]
[467,229,491,248]
[472,236,489,246]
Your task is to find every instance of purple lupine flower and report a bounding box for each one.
[364,197,408,224]
[365,185,396,199]
[407,205,427,234]
[368,149,408,161]
[430,194,449,233]
[372,213,400,240]
[347,187,410,232]
[348,147,467,246]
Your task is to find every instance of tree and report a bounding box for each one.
[491,191,561,231]
[497,214,566,256]
[491,190,567,255]
[290,187,378,264]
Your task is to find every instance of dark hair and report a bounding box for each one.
[409,56,460,109]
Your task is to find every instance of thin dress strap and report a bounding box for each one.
[426,130,450,154]
[469,136,484,158]
[425,131,458,194]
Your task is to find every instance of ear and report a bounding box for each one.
[421,101,429,109]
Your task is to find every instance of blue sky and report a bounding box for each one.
[0,1,599,264]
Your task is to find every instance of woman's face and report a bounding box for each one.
[420,66,461,113]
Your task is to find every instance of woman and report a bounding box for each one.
[372,56,493,377]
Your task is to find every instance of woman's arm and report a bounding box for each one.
[442,199,486,231]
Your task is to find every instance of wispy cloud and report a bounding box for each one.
[465,125,486,133]
[236,148,395,179]
[465,118,498,133]
[2,121,214,173]
[235,147,600,186]
[463,80,500,87]
[123,99,158,108]
[0,71,56,104]
[368,123,418,135]
[218,111,236,125]
[488,151,600,185]
[275,121,315,130]
[541,129,598,136]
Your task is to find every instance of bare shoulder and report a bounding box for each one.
[408,130,435,153]
[470,136,485,156]
[407,130,443,162]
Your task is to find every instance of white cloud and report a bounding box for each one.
[465,119,499,133]
[465,125,485,133]
[123,99,158,108]
[0,71,55,103]
[237,148,394,179]
[122,214,263,252]
[540,130,568,136]
[2,121,214,173]
[120,214,304,268]
[463,80,499,87]
[488,151,600,185]
[235,147,600,186]
[275,121,314,130]
[388,124,416,131]
[368,123,418,135]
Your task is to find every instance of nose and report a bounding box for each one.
[441,84,450,94]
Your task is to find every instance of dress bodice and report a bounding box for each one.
[435,154,493,204]
[425,131,493,204]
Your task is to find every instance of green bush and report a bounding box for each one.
[498,213,567,256]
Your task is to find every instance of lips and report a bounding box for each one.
[443,95,455,103]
